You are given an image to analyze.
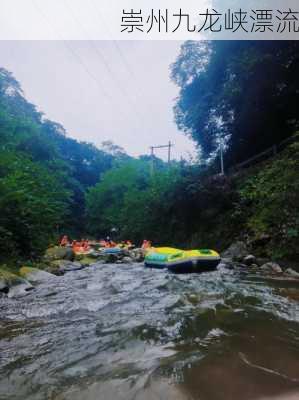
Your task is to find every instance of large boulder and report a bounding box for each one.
[44,246,74,262]
[19,267,56,283]
[221,241,248,262]
[0,268,33,298]
[58,260,84,272]
[0,270,9,294]
[45,259,85,274]
[284,268,299,279]
[44,261,65,276]
[80,257,97,266]
[0,279,8,293]
[260,262,283,274]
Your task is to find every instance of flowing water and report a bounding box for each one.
[1,263,299,400]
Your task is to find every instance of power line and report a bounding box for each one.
[31,0,110,101]
[31,0,141,133]
[89,0,140,81]
[62,0,157,137]
[89,0,155,112]
[31,0,158,149]
[62,0,144,115]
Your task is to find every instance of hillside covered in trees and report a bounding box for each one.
[171,41,299,164]
[87,40,299,261]
[0,67,124,261]
[1,40,298,266]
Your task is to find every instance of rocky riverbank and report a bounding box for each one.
[0,245,146,297]
[1,241,299,299]
[220,240,299,280]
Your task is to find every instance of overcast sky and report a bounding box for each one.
[0,41,196,160]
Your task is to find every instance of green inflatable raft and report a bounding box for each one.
[144,247,221,273]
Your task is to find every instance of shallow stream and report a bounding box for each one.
[1,263,299,400]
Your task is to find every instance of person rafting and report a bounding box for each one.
[60,235,69,247]
[83,239,90,251]
[99,239,107,248]
[72,240,85,253]
[142,240,152,250]
[104,237,116,248]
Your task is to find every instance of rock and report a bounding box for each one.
[256,257,270,267]
[221,241,248,262]
[243,255,256,266]
[217,262,234,270]
[260,262,283,274]
[0,276,9,294]
[62,261,84,272]
[279,288,299,301]
[121,257,133,264]
[237,263,248,268]
[74,253,85,261]
[19,267,56,283]
[119,249,130,257]
[0,268,33,298]
[130,248,145,262]
[284,268,299,278]
[187,294,200,304]
[50,260,84,273]
[7,283,33,298]
[80,257,96,266]
[0,279,8,292]
[0,269,27,286]
[44,261,65,276]
[104,254,119,264]
[44,246,74,262]
[220,257,233,264]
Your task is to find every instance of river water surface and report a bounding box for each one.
[1,263,299,400]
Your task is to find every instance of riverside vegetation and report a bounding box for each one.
[0,41,298,282]
[0,40,299,400]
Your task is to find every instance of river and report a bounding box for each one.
[1,263,299,400]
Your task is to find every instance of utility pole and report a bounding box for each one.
[150,146,154,177]
[149,142,174,176]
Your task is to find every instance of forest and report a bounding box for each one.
[0,40,298,266]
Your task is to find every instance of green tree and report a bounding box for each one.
[171,41,299,165]
[0,66,122,260]
[0,151,70,260]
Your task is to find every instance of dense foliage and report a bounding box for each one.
[171,41,299,165]
[86,158,181,243]
[236,138,299,260]
[0,68,116,260]
[86,41,299,260]
[1,39,298,264]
